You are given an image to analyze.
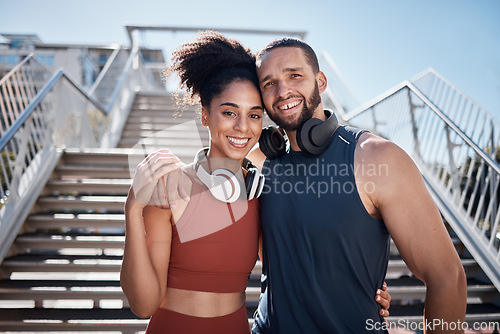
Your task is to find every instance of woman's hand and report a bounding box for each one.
[129,149,184,209]
[376,281,391,318]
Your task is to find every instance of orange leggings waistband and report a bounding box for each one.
[145,304,250,334]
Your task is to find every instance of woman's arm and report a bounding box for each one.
[120,150,178,318]
[120,191,172,318]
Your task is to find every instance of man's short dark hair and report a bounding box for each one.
[256,38,320,73]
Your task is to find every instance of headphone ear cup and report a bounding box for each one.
[197,166,241,203]
[259,126,287,160]
[245,169,256,200]
[212,169,241,203]
[244,166,265,200]
[296,118,330,155]
[254,172,265,198]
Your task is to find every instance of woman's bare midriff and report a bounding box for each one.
[160,287,246,317]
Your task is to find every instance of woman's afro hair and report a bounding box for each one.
[165,30,259,107]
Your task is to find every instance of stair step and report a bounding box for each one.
[37,195,126,211]
[54,165,132,179]
[1,254,122,276]
[133,98,190,106]
[131,104,198,112]
[45,179,131,195]
[118,137,208,147]
[2,254,261,274]
[122,121,207,131]
[126,115,209,124]
[26,213,125,230]
[0,279,127,304]
[112,147,204,161]
[0,279,261,305]
[133,94,181,103]
[120,129,210,139]
[61,148,140,166]
[60,148,196,166]
[129,109,200,117]
[0,308,148,332]
[383,280,497,303]
[123,120,206,130]
[13,234,125,251]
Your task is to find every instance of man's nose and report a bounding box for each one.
[276,81,291,98]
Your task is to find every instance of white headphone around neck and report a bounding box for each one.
[194,148,265,203]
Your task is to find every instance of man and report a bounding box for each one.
[159,37,467,333]
[248,38,466,334]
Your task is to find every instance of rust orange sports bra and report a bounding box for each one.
[167,172,260,293]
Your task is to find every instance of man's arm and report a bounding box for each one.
[247,146,267,170]
[355,133,467,333]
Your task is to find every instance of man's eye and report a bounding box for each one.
[263,82,274,88]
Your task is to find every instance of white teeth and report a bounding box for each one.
[228,137,249,145]
[279,101,301,110]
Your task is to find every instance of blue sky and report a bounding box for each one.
[1,0,499,118]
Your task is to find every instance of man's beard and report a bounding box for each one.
[266,82,321,132]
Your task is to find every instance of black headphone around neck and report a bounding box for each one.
[259,109,339,160]
[194,148,265,203]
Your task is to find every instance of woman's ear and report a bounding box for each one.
[201,107,209,127]
[316,71,327,94]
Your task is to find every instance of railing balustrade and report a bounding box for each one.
[412,68,500,159]
[335,76,500,290]
[0,55,51,137]
[0,45,162,262]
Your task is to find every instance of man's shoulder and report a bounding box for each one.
[355,132,402,162]
[354,132,422,188]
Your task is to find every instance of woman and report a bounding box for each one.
[120,31,390,334]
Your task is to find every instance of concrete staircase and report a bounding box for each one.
[117,92,210,163]
[0,92,499,333]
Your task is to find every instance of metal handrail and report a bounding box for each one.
[413,68,496,122]
[0,69,105,152]
[411,68,500,157]
[125,25,308,45]
[87,46,122,96]
[105,46,138,112]
[347,80,500,175]
[0,53,49,86]
[344,77,500,290]
[346,80,409,120]
[406,81,500,174]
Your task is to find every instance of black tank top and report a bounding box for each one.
[253,125,390,334]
